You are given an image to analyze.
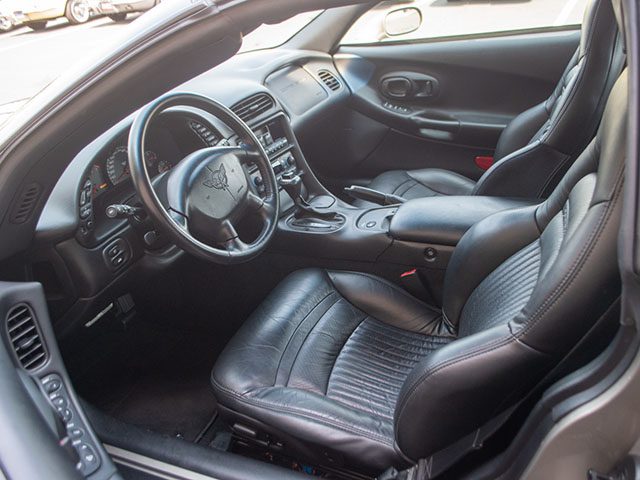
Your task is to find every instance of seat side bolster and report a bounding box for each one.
[393,325,550,461]
[492,102,550,162]
[442,206,540,329]
[472,142,570,198]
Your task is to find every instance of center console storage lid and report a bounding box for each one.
[389,196,538,246]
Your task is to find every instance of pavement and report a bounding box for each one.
[0,0,589,125]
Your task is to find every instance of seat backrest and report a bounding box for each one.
[394,67,627,462]
[472,0,623,199]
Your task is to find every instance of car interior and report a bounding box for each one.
[0,0,634,479]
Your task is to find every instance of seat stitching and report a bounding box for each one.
[325,316,368,394]
[517,166,623,337]
[398,172,622,430]
[273,290,337,386]
[284,297,346,389]
[395,167,623,432]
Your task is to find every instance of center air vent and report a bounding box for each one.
[231,94,275,123]
[6,304,47,371]
[318,70,341,91]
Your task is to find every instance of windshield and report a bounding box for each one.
[0,4,321,125]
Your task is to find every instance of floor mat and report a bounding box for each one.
[65,307,220,442]
[101,373,217,442]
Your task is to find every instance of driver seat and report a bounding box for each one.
[211,69,627,474]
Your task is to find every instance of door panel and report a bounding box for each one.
[317,30,580,187]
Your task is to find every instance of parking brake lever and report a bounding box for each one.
[344,185,406,206]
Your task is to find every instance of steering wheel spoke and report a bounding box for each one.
[220,220,248,253]
[246,191,265,211]
[225,236,250,253]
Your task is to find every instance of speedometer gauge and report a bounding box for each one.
[105,146,129,185]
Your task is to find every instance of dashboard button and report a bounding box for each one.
[50,394,68,409]
[60,408,72,422]
[43,378,62,394]
[78,443,100,473]
[80,205,92,219]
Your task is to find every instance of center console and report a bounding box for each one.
[254,112,541,279]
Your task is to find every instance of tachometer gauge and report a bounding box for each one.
[105,146,130,185]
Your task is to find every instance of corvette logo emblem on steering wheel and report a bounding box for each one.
[203,164,229,190]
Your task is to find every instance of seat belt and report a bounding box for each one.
[377,298,621,480]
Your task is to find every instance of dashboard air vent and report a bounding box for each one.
[318,70,341,91]
[10,183,42,224]
[6,304,47,371]
[231,94,275,123]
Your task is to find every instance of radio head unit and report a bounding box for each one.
[254,118,290,157]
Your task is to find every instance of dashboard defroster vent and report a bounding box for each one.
[318,70,341,91]
[231,94,275,123]
[6,304,48,371]
[10,183,42,224]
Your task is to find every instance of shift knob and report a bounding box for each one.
[278,172,303,201]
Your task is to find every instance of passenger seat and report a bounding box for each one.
[353,0,624,206]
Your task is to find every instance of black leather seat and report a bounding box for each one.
[355,0,624,206]
[212,62,627,472]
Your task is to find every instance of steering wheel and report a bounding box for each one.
[128,92,279,264]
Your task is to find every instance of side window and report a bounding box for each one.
[341,0,589,45]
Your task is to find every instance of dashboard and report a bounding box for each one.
[33,48,349,330]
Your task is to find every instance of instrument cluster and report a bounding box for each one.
[88,146,174,199]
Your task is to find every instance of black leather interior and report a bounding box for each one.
[389,196,538,246]
[356,0,623,206]
[211,62,627,473]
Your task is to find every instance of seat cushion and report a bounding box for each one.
[354,169,476,207]
[211,269,453,470]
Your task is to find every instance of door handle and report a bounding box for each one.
[379,72,440,100]
[380,77,413,99]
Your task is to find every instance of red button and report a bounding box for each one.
[475,156,494,171]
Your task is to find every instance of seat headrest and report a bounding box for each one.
[580,0,618,58]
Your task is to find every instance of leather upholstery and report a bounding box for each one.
[356,0,623,206]
[212,270,453,470]
[212,67,627,473]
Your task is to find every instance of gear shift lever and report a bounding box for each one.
[279,171,336,219]
[279,171,304,202]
